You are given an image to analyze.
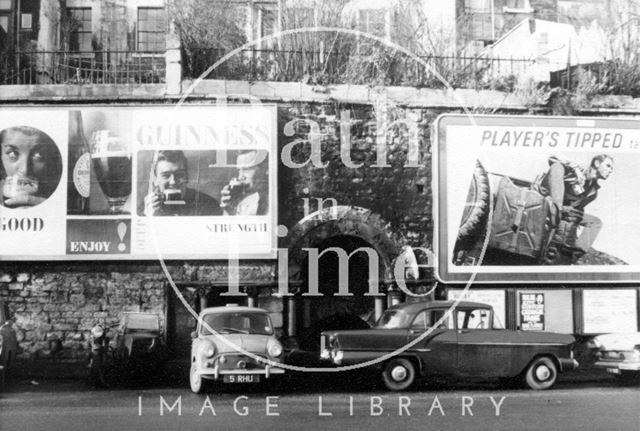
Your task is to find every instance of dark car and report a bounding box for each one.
[112,312,165,382]
[321,300,578,391]
[0,300,18,390]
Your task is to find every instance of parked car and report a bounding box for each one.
[190,305,285,393]
[589,332,640,381]
[0,300,17,391]
[112,312,165,382]
[320,300,578,391]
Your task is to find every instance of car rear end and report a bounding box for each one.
[591,334,640,377]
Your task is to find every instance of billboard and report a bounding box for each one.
[0,105,277,260]
[435,114,640,283]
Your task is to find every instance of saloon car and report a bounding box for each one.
[590,332,640,381]
[321,300,578,391]
[189,305,285,393]
[0,300,17,391]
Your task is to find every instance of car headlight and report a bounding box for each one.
[198,341,216,358]
[320,349,330,360]
[268,341,283,358]
[91,325,104,338]
[631,345,640,362]
[0,334,3,354]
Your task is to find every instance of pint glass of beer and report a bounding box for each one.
[90,130,132,214]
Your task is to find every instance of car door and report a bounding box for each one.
[406,308,458,376]
[456,307,512,377]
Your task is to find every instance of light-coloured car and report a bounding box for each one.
[590,333,640,381]
[189,305,284,393]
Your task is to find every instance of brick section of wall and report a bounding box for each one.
[0,261,276,365]
[0,267,166,362]
[277,102,442,249]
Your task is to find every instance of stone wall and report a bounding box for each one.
[0,261,276,368]
[276,102,440,249]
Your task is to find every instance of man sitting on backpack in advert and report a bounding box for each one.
[535,154,614,253]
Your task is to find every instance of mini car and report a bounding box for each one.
[321,300,578,391]
[189,305,285,393]
[590,332,640,381]
[0,300,17,391]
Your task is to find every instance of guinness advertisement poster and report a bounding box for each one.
[0,105,278,260]
[434,114,640,283]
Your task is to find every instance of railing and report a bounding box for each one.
[0,47,568,90]
[183,48,565,90]
[0,50,166,85]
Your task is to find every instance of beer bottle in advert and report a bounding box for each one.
[67,111,91,214]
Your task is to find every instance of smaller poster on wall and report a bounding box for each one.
[583,289,638,333]
[519,293,545,331]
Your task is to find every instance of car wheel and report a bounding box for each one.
[190,364,206,394]
[456,160,490,242]
[382,358,416,391]
[525,357,557,390]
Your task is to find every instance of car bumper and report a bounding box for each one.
[559,358,579,372]
[593,361,640,372]
[197,365,285,380]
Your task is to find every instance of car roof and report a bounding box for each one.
[199,305,268,315]
[385,300,492,314]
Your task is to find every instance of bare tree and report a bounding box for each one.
[166,0,247,78]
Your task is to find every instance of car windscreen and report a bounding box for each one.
[375,309,412,329]
[122,313,160,331]
[201,312,273,335]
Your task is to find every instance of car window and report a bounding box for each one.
[411,311,429,330]
[201,312,273,335]
[430,310,451,329]
[411,310,451,331]
[457,308,491,329]
[376,310,412,329]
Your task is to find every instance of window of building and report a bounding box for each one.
[503,0,532,13]
[467,0,491,10]
[284,6,315,29]
[137,7,166,51]
[20,13,31,29]
[0,0,10,37]
[67,7,92,52]
[0,14,8,33]
[260,8,277,39]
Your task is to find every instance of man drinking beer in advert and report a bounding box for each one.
[220,150,269,216]
[142,150,221,216]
